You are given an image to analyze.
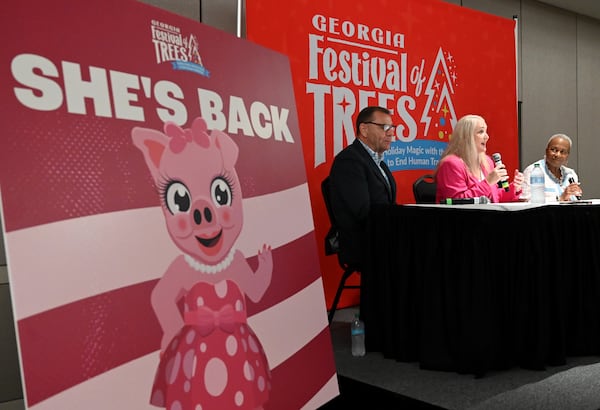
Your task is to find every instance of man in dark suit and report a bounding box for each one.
[328,106,397,270]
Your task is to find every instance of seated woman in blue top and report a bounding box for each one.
[435,114,523,203]
[520,133,584,202]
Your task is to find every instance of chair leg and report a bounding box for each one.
[328,268,359,324]
[328,277,347,324]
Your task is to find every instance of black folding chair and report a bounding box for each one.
[412,174,437,204]
[321,176,361,324]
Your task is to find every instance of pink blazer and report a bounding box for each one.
[435,154,521,203]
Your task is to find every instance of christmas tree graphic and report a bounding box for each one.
[420,47,458,140]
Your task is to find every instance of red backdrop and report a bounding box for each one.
[247,0,519,309]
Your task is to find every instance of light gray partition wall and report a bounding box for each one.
[138,0,239,36]
[520,1,577,171]
[461,0,521,20]
[577,18,600,199]
[138,0,201,21]
[202,0,240,35]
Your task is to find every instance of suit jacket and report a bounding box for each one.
[328,139,397,268]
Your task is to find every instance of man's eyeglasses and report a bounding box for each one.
[363,121,396,132]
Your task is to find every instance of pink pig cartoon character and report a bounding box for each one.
[132,117,273,409]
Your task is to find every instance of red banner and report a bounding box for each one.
[247,0,518,308]
[1,0,336,408]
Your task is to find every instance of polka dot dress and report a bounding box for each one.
[150,279,271,409]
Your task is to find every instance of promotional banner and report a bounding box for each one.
[0,1,337,408]
[247,0,519,308]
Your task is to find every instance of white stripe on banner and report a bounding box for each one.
[301,375,339,410]
[7,182,315,319]
[247,278,329,369]
[29,278,330,410]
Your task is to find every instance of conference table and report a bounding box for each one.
[361,201,600,377]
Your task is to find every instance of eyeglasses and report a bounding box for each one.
[363,121,396,132]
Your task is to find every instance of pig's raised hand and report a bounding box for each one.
[257,244,273,274]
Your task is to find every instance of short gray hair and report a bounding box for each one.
[547,133,572,149]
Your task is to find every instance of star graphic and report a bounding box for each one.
[338,96,351,111]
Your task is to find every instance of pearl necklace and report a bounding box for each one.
[184,248,235,274]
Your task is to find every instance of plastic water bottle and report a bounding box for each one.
[530,163,545,204]
[351,313,366,357]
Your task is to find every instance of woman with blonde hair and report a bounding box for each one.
[435,114,523,203]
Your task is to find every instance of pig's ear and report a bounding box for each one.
[131,127,169,181]
[212,129,239,169]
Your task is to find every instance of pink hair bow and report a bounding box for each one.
[164,118,211,153]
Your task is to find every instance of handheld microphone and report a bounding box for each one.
[440,196,490,205]
[568,176,582,200]
[492,153,510,192]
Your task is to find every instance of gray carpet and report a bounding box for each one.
[331,308,600,410]
[467,363,600,410]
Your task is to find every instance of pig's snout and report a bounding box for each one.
[193,207,213,225]
[192,199,216,226]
